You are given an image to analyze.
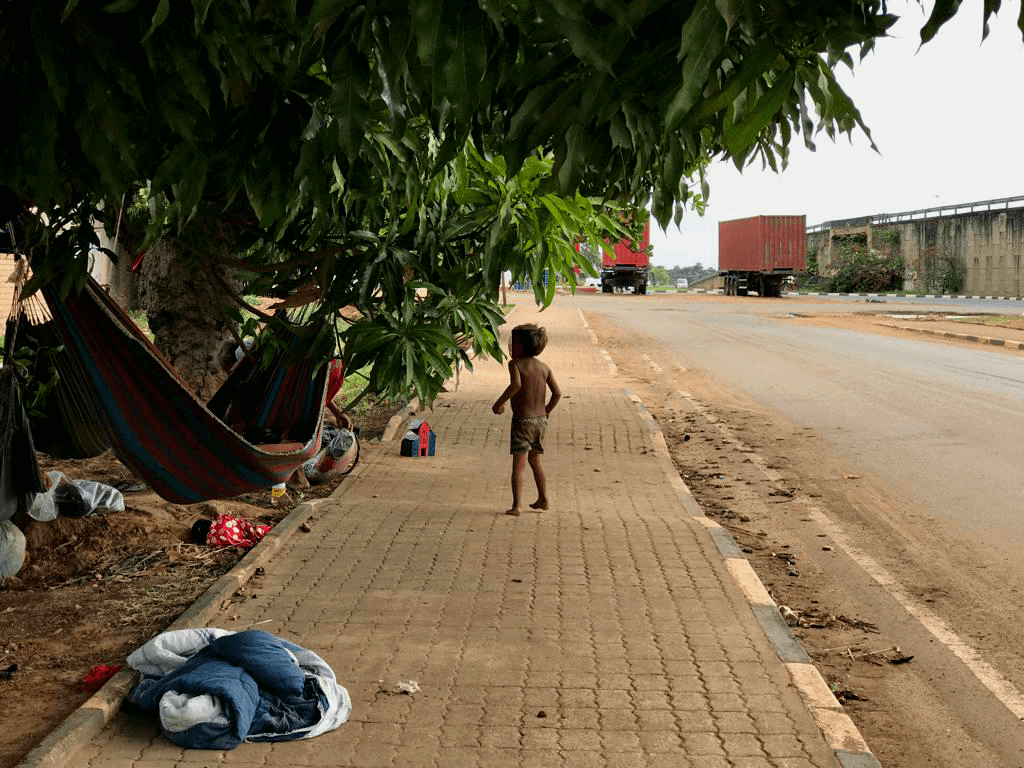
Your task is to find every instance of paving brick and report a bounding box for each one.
[520,728,560,751]
[721,731,767,757]
[761,734,808,758]
[560,707,601,729]
[562,750,608,768]
[559,728,603,752]
[599,709,639,732]
[601,730,643,753]
[479,726,521,749]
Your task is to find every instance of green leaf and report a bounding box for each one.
[440,8,487,124]
[921,0,963,44]
[142,0,170,41]
[329,49,370,159]
[723,67,795,157]
[101,0,140,12]
[413,0,445,65]
[309,0,349,26]
[535,0,614,75]
[663,0,729,131]
[691,39,780,123]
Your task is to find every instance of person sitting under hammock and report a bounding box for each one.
[223,354,349,492]
[324,358,351,430]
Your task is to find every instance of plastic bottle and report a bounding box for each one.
[271,482,286,505]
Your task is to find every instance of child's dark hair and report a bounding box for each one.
[511,323,547,357]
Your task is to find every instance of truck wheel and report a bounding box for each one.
[637,284,646,295]
[736,287,748,296]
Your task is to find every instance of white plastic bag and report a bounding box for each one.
[27,471,125,521]
[0,520,26,579]
[303,427,358,484]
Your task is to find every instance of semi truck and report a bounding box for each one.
[600,219,651,294]
[718,215,805,297]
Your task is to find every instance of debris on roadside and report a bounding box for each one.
[377,679,420,696]
[830,682,869,703]
[820,644,910,666]
[779,608,880,633]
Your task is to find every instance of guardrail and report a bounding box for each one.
[807,195,1024,233]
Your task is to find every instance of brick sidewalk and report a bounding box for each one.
[62,302,872,768]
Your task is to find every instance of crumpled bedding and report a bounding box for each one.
[126,628,351,749]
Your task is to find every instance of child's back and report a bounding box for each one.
[509,357,552,419]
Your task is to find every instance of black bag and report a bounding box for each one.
[0,364,45,521]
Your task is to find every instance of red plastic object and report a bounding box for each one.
[80,664,123,693]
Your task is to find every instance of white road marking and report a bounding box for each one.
[641,353,662,373]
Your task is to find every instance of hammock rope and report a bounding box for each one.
[1,245,46,520]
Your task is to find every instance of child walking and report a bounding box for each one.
[492,323,561,516]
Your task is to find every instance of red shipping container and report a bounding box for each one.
[718,215,806,273]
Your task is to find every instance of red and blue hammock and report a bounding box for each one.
[40,279,328,504]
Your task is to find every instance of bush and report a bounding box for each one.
[922,251,965,294]
[828,247,905,293]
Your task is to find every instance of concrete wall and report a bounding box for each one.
[900,210,1024,296]
[806,204,1024,296]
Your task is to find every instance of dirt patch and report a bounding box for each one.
[0,399,401,768]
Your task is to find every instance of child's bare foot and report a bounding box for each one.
[506,507,522,516]
[528,499,549,511]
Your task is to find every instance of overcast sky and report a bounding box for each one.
[650,0,1024,269]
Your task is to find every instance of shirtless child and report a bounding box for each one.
[491,323,561,516]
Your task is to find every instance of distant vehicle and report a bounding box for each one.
[718,215,806,297]
[675,278,688,289]
[600,220,651,295]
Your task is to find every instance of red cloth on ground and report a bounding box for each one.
[80,664,123,693]
[206,514,271,549]
[325,359,344,404]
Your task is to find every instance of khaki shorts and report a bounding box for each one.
[510,416,547,455]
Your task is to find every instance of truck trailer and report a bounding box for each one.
[601,220,651,294]
[718,215,805,297]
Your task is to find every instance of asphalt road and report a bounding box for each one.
[570,292,1024,571]
[564,290,1024,766]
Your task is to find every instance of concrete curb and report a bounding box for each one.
[884,323,1024,349]
[624,391,882,767]
[381,399,421,443]
[686,289,1024,301]
[15,450,379,768]
[795,292,1024,301]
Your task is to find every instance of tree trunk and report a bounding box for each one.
[139,240,239,400]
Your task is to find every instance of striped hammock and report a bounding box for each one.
[41,279,327,504]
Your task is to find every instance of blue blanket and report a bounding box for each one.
[129,630,326,749]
